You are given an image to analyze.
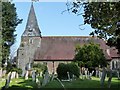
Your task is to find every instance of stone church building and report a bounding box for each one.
[17,3,120,75]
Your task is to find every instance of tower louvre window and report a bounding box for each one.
[29,38,33,44]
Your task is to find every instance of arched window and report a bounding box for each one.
[116,61,118,69]
[112,61,114,69]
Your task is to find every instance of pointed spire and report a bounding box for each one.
[22,3,41,37]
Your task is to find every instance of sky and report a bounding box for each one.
[10,0,94,53]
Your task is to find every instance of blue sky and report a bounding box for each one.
[11,1,94,51]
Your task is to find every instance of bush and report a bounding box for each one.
[57,63,80,80]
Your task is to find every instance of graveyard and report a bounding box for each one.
[1,1,120,89]
[0,76,119,89]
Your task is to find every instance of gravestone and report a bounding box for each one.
[100,67,107,88]
[85,68,88,79]
[117,70,120,80]
[2,70,6,77]
[107,69,112,88]
[40,72,43,77]
[99,71,102,79]
[96,69,99,77]
[42,70,50,86]
[4,72,12,89]
[67,72,71,81]
[11,72,16,79]
[25,71,29,80]
[16,73,19,78]
[0,68,2,78]
[32,70,36,82]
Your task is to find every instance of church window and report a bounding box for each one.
[112,61,114,69]
[116,61,118,69]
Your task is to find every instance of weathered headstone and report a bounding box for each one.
[85,69,88,79]
[40,72,43,77]
[96,70,99,77]
[117,70,120,80]
[99,71,102,79]
[100,67,107,88]
[107,69,112,88]
[32,70,36,82]
[42,70,50,86]
[0,68,2,78]
[67,72,71,81]
[16,73,19,78]
[25,71,29,80]
[11,71,16,79]
[2,70,6,77]
[4,72,12,89]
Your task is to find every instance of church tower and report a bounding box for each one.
[17,3,41,75]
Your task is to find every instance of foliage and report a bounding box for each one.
[57,63,80,80]
[74,42,107,68]
[66,1,120,52]
[1,2,22,67]
[33,63,47,74]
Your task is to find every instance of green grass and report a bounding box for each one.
[0,77,119,89]
[42,77,120,88]
[0,77,37,89]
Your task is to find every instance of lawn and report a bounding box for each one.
[0,77,119,89]
[42,77,120,89]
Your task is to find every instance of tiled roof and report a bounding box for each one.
[34,36,120,61]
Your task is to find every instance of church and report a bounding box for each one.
[17,3,120,75]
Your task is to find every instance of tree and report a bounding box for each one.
[74,43,107,68]
[1,1,22,67]
[65,0,120,52]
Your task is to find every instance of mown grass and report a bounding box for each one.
[0,77,119,89]
[0,77,37,89]
[42,77,120,88]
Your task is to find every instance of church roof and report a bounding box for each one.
[34,36,119,61]
[22,3,41,36]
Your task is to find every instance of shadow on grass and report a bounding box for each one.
[8,78,38,89]
[43,77,120,89]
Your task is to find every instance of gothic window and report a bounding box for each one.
[116,61,118,69]
[112,61,114,69]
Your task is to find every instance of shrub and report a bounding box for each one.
[57,63,80,80]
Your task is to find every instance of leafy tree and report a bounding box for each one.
[65,0,120,52]
[74,43,107,68]
[1,1,22,67]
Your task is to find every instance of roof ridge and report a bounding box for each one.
[42,36,97,38]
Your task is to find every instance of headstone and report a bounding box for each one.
[67,72,71,81]
[2,70,6,77]
[42,70,50,86]
[100,67,107,88]
[16,73,19,78]
[117,70,120,80]
[32,70,36,82]
[25,71,29,80]
[99,71,102,79]
[4,72,12,88]
[96,70,99,77]
[40,72,43,77]
[108,69,112,88]
[85,69,87,79]
[11,72,16,79]
[0,68,2,78]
